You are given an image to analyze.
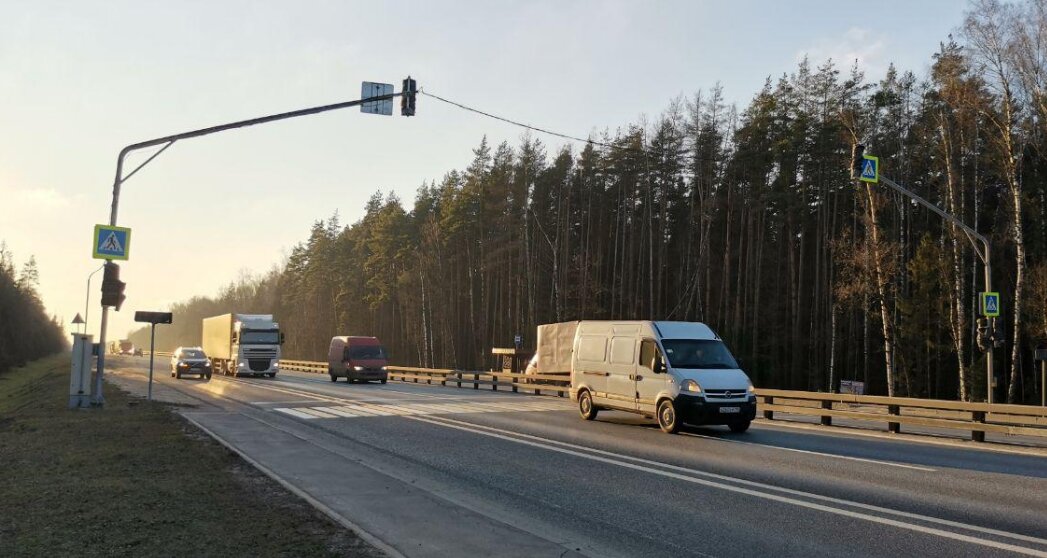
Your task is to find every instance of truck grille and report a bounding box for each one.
[248,359,272,372]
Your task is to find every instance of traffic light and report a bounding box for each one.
[100,262,126,311]
[401,76,417,117]
[850,143,866,180]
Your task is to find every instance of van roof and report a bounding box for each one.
[331,336,382,344]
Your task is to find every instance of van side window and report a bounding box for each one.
[343,347,351,361]
[610,337,635,365]
[639,339,661,371]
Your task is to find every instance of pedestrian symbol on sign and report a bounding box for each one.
[101,232,123,253]
[982,292,1000,317]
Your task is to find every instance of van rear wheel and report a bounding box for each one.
[657,399,679,434]
[578,390,599,420]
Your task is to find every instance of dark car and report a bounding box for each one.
[170,347,212,379]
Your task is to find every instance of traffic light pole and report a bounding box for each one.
[92,88,411,406]
[876,174,996,404]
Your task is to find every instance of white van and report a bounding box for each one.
[565,321,756,434]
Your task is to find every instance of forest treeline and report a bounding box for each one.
[0,242,66,373]
[131,0,1047,404]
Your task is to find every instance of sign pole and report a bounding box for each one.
[148,323,156,401]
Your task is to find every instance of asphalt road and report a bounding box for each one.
[110,358,1047,558]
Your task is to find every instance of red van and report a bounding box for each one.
[327,336,389,384]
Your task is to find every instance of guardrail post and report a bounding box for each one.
[512,380,518,393]
[492,374,498,391]
[888,405,901,434]
[763,396,774,420]
[820,400,833,426]
[456,372,462,388]
[474,373,479,390]
[972,411,986,442]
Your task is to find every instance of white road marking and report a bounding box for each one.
[680,431,937,472]
[274,407,317,419]
[298,407,341,418]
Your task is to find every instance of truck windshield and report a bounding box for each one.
[348,345,387,360]
[661,339,739,370]
[240,330,280,344]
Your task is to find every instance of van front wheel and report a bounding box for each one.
[657,399,679,434]
[729,420,751,433]
[578,390,599,421]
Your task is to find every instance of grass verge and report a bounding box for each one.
[0,354,382,557]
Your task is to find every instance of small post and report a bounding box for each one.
[888,405,901,434]
[473,373,479,390]
[972,410,986,442]
[456,372,462,389]
[763,396,774,420]
[820,400,833,426]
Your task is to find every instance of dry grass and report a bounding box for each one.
[0,355,383,557]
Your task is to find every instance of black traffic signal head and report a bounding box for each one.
[100,262,126,311]
[401,76,417,117]
[850,143,865,180]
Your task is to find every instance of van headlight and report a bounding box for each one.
[353,366,364,371]
[747,383,756,395]
[380,366,388,370]
[681,380,702,394]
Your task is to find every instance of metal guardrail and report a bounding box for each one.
[154,353,1047,444]
[278,359,571,396]
[756,389,1047,442]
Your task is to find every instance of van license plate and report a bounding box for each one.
[719,406,741,414]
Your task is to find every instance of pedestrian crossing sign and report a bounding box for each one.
[92,224,131,260]
[859,155,879,183]
[981,291,1000,317]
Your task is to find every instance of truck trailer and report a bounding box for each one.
[202,313,283,377]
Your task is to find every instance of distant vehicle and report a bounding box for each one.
[170,347,212,380]
[327,336,388,384]
[539,321,756,434]
[133,348,143,357]
[202,314,283,378]
[110,340,135,355]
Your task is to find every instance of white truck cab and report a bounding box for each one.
[567,321,756,433]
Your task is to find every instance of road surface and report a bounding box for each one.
[110,357,1047,557]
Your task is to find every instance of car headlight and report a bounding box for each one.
[380,366,388,371]
[353,366,364,371]
[747,383,756,395]
[205,359,212,366]
[681,379,702,394]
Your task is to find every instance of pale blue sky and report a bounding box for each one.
[0,0,967,338]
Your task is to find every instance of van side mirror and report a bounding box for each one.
[280,332,286,345]
[654,359,664,374]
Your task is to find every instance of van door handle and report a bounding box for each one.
[629,374,644,381]
[583,371,609,377]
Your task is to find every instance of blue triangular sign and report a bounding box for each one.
[862,160,876,178]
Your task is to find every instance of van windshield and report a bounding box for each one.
[661,339,739,369]
[348,345,387,360]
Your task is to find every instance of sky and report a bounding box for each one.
[0,0,970,341]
